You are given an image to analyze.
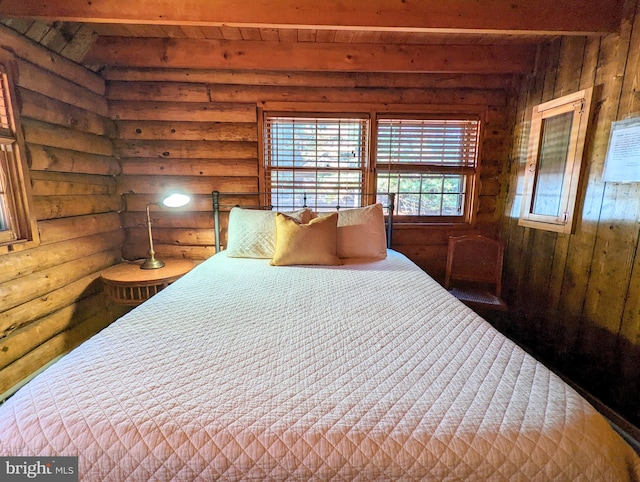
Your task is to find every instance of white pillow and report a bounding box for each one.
[336,203,387,259]
[226,207,310,258]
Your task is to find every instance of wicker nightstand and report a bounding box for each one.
[101,259,195,306]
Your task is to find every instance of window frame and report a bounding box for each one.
[262,112,371,210]
[518,87,594,234]
[0,53,39,253]
[374,114,481,223]
[259,103,484,225]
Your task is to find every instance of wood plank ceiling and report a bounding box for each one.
[0,0,625,74]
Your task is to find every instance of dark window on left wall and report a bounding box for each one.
[0,60,38,249]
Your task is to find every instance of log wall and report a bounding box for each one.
[0,26,124,396]
[501,0,640,425]
[106,68,515,280]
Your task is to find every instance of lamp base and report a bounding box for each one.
[140,258,165,270]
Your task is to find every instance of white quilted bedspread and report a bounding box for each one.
[1,251,639,481]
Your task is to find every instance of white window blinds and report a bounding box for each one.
[264,115,369,210]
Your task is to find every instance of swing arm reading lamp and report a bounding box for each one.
[141,192,191,270]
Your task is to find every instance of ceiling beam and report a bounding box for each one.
[0,0,622,35]
[83,37,536,74]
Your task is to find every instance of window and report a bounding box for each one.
[262,109,482,223]
[263,114,369,210]
[519,88,593,233]
[0,59,38,249]
[376,117,480,221]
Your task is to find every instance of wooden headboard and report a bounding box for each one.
[211,191,395,253]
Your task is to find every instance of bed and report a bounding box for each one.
[1,193,639,481]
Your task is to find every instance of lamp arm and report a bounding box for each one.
[146,203,156,261]
[141,203,165,269]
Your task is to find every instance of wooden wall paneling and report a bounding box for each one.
[16,60,109,117]
[532,37,591,349]
[0,26,125,400]
[554,35,602,355]
[104,68,515,90]
[108,81,509,107]
[0,302,117,395]
[34,194,122,220]
[616,0,640,417]
[116,140,257,159]
[117,175,258,195]
[121,210,215,228]
[109,100,257,122]
[501,0,640,425]
[545,36,589,327]
[116,120,257,141]
[0,25,104,95]
[30,171,116,196]
[0,272,102,339]
[27,144,121,175]
[120,158,257,177]
[504,46,549,335]
[107,81,210,102]
[0,292,107,370]
[122,243,215,261]
[22,119,113,157]
[109,68,511,273]
[1,248,122,312]
[38,212,122,245]
[524,38,563,350]
[576,3,636,361]
[0,231,124,284]
[19,88,115,138]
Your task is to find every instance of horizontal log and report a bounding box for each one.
[392,224,481,246]
[109,81,508,106]
[0,272,102,339]
[1,0,621,35]
[86,38,536,74]
[478,196,499,214]
[38,212,122,245]
[479,178,501,196]
[116,139,257,159]
[34,193,122,220]
[116,120,257,141]
[30,171,116,196]
[19,87,115,137]
[109,100,257,122]
[0,248,121,312]
[27,144,121,175]
[22,118,114,157]
[103,68,515,90]
[121,210,216,229]
[0,303,115,395]
[0,25,104,96]
[0,230,124,284]
[117,175,258,195]
[393,244,449,279]
[127,226,215,246]
[121,158,257,177]
[16,60,109,117]
[0,292,105,369]
[122,242,215,261]
[107,81,210,103]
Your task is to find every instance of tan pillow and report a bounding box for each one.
[271,212,342,266]
[226,207,311,258]
[336,203,387,259]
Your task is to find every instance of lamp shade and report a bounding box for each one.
[162,193,191,208]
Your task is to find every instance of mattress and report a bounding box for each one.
[1,250,639,481]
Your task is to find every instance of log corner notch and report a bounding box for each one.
[0,0,624,36]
